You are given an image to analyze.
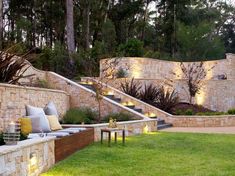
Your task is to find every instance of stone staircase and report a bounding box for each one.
[79,81,173,130]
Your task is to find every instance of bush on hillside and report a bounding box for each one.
[62,107,97,124]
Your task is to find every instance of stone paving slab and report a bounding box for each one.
[161,127,235,134]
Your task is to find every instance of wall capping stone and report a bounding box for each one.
[0,83,69,95]
[0,136,55,155]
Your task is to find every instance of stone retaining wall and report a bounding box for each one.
[0,137,55,176]
[170,115,235,127]
[0,83,70,130]
[63,119,157,141]
[100,54,235,80]
[96,78,235,112]
[46,72,147,120]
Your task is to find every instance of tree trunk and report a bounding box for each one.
[82,0,90,50]
[66,0,75,63]
[0,0,3,50]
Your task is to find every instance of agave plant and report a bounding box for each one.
[0,51,30,84]
[139,84,160,106]
[120,78,142,99]
[155,87,179,113]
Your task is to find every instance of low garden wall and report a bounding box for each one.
[0,83,70,130]
[0,137,55,176]
[63,119,157,141]
[170,115,235,127]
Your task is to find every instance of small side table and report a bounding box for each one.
[101,128,125,147]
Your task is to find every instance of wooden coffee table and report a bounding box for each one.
[101,128,125,147]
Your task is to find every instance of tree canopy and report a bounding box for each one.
[0,0,234,77]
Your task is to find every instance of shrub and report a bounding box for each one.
[155,87,179,113]
[102,112,136,123]
[116,67,128,78]
[195,112,226,116]
[144,50,160,59]
[185,109,194,115]
[140,84,160,106]
[118,38,144,57]
[174,109,183,115]
[120,78,142,99]
[62,108,97,124]
[227,109,235,115]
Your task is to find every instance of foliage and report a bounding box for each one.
[0,132,4,146]
[115,67,128,78]
[62,107,97,124]
[144,50,160,59]
[42,133,235,176]
[34,42,76,78]
[102,19,117,55]
[102,112,136,123]
[176,22,225,60]
[120,78,141,99]
[31,78,51,89]
[227,109,235,115]
[118,39,144,57]
[195,112,226,116]
[154,87,179,113]
[139,84,160,106]
[185,109,193,115]
[0,51,30,84]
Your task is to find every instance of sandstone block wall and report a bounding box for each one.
[170,115,235,127]
[99,54,235,112]
[100,54,235,80]
[0,137,55,176]
[0,83,70,130]
[46,72,145,119]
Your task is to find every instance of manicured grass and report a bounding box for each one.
[42,132,235,176]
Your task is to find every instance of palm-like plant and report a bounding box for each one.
[155,87,179,113]
[120,78,142,99]
[0,51,30,84]
[140,84,160,106]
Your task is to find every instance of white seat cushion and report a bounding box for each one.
[58,128,81,134]
[47,132,70,137]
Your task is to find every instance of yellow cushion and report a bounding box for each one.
[47,115,62,131]
[19,117,32,135]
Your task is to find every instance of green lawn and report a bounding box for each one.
[42,132,235,176]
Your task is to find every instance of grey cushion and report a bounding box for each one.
[30,116,42,133]
[26,105,51,132]
[44,101,59,118]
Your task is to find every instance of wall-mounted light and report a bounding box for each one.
[122,101,134,107]
[143,124,149,133]
[29,152,38,173]
[144,112,157,118]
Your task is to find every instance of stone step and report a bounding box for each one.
[156,119,165,125]
[125,105,135,109]
[105,95,115,99]
[133,108,143,113]
[157,123,173,130]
